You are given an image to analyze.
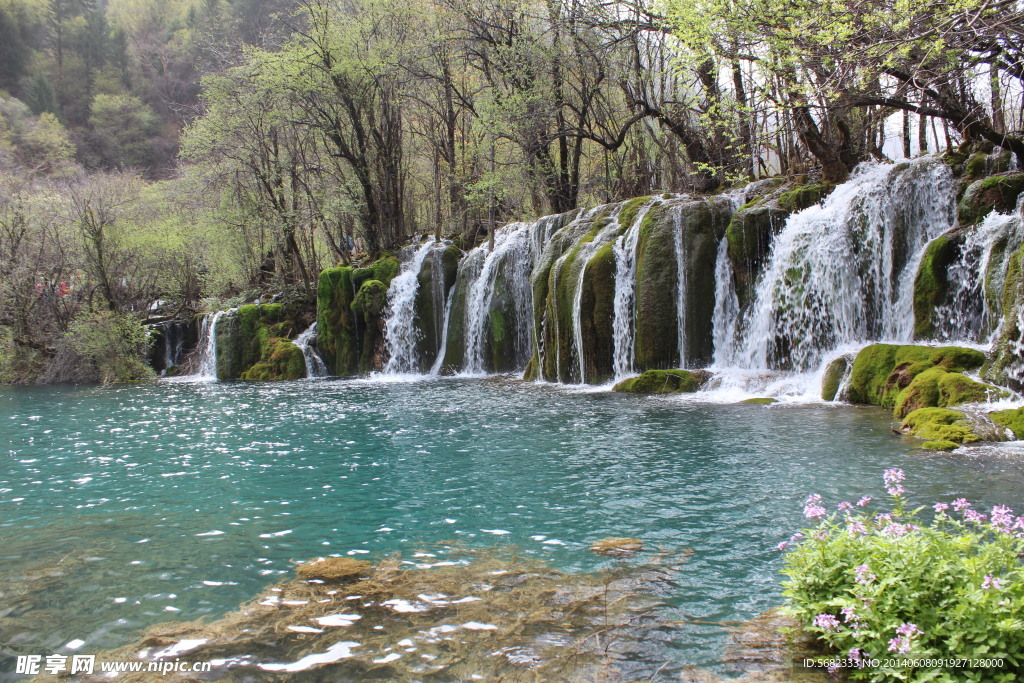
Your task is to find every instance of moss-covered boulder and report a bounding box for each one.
[901,407,981,445]
[990,407,1024,439]
[239,338,305,381]
[778,182,834,213]
[352,255,401,290]
[214,304,299,380]
[912,236,956,339]
[351,279,389,372]
[821,356,849,401]
[612,369,710,394]
[847,343,989,411]
[742,397,779,405]
[317,266,359,376]
[957,173,1024,226]
[439,249,484,374]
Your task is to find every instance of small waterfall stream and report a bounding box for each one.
[294,323,329,378]
[612,203,656,381]
[196,309,229,380]
[383,241,436,374]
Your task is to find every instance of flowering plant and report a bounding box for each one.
[780,469,1024,681]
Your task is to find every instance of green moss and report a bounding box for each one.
[921,440,959,451]
[634,204,680,370]
[613,369,707,394]
[317,266,358,376]
[936,372,998,407]
[370,255,400,286]
[893,366,947,418]
[778,182,833,212]
[929,346,985,371]
[846,344,900,406]
[617,196,653,229]
[901,407,981,444]
[577,242,616,383]
[990,407,1024,439]
[958,173,1024,225]
[523,355,538,382]
[964,152,988,179]
[240,338,305,381]
[742,397,778,405]
[912,237,954,339]
[821,356,849,401]
[982,244,1024,389]
[350,279,389,372]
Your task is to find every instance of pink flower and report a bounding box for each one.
[847,519,868,535]
[776,541,788,551]
[982,575,1003,590]
[804,493,827,520]
[855,564,876,584]
[883,468,905,496]
[933,502,949,513]
[837,501,853,512]
[896,623,922,637]
[875,512,893,523]
[856,496,872,507]
[888,636,911,654]
[964,509,988,524]
[991,505,1015,532]
[952,497,971,512]
[813,613,841,632]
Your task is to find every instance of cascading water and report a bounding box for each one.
[612,203,657,381]
[196,310,228,380]
[721,158,955,372]
[933,210,1024,343]
[293,323,329,378]
[383,241,436,374]
[461,222,542,375]
[711,235,741,366]
[569,214,621,383]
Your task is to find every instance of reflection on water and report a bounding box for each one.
[2,378,1023,678]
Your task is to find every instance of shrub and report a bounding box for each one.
[780,469,1024,681]
[66,310,154,384]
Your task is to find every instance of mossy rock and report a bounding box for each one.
[893,366,947,418]
[617,195,653,229]
[778,182,833,213]
[239,338,305,381]
[821,357,849,401]
[846,344,901,406]
[370,255,401,286]
[912,236,956,339]
[901,407,981,444]
[351,279,389,372]
[215,304,298,380]
[989,407,1024,439]
[938,372,1001,406]
[577,242,616,384]
[964,152,989,179]
[848,344,989,409]
[414,243,462,369]
[957,173,1024,226]
[742,397,778,405]
[633,204,679,370]
[317,266,358,376]
[589,537,644,555]
[921,440,960,451]
[982,244,1024,390]
[612,369,709,394]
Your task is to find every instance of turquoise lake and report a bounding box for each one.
[2,377,1024,677]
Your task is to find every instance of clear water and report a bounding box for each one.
[2,379,1024,677]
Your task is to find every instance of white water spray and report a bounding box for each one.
[294,323,330,378]
[383,242,435,374]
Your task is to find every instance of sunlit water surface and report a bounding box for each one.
[2,377,1023,677]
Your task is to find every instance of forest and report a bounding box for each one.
[1,0,1022,383]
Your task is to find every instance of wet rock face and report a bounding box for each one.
[214,304,302,380]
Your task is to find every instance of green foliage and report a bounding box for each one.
[67,310,154,384]
[88,92,158,168]
[782,472,1024,681]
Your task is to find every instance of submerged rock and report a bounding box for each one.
[589,537,644,555]
[296,557,372,583]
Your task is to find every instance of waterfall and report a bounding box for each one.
[711,235,741,366]
[612,203,656,381]
[570,216,621,383]
[294,323,329,378]
[429,293,455,376]
[725,158,955,372]
[196,310,227,380]
[462,222,540,375]
[383,241,435,374]
[672,206,687,368]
